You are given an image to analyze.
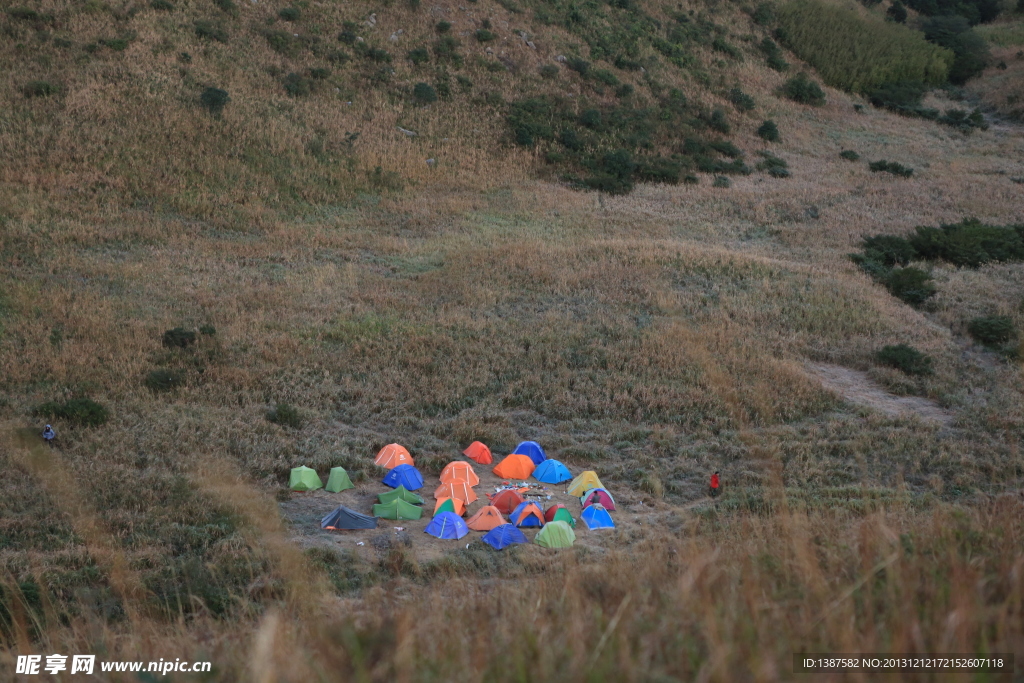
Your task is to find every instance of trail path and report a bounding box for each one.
[805,363,953,425]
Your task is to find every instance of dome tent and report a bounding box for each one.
[377,486,424,505]
[433,497,466,516]
[382,464,424,491]
[509,501,545,528]
[581,488,616,511]
[463,441,493,465]
[440,461,480,486]
[466,506,506,531]
[373,498,423,520]
[289,466,323,492]
[535,521,576,548]
[566,471,604,497]
[482,524,528,550]
[375,443,414,469]
[488,489,524,515]
[581,504,615,530]
[545,504,576,527]
[533,459,572,484]
[493,453,535,480]
[324,467,354,493]
[434,481,478,504]
[425,512,470,540]
[321,505,377,530]
[512,440,547,465]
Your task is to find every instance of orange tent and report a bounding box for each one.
[434,482,478,504]
[440,461,480,486]
[488,489,524,515]
[433,497,466,516]
[466,506,506,531]
[375,443,413,469]
[462,441,493,465]
[492,453,535,480]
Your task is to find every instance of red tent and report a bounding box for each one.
[462,441,493,465]
[488,489,524,515]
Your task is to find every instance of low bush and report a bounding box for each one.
[709,109,731,133]
[910,219,1024,267]
[756,151,790,177]
[476,29,495,42]
[435,21,451,33]
[592,69,619,86]
[162,327,196,349]
[265,30,297,55]
[359,46,392,63]
[713,175,731,188]
[884,267,936,305]
[413,82,438,104]
[35,398,110,427]
[145,369,186,392]
[937,107,988,133]
[967,316,1016,346]
[283,73,313,97]
[729,87,755,112]
[839,149,860,161]
[22,81,59,98]
[433,36,462,65]
[869,160,914,177]
[151,0,173,10]
[407,47,429,65]
[887,0,908,22]
[876,344,933,375]
[753,2,776,25]
[757,120,780,141]
[761,37,789,71]
[194,20,228,43]
[199,87,229,115]
[278,7,300,21]
[199,324,217,336]
[861,234,918,266]
[213,0,236,13]
[566,57,590,76]
[267,403,303,429]
[539,64,559,78]
[782,73,826,105]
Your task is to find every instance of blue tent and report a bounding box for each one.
[533,459,572,484]
[581,504,615,530]
[509,501,545,528]
[482,524,528,550]
[382,464,424,491]
[424,512,470,540]
[512,440,547,465]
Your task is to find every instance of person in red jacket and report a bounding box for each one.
[709,471,720,498]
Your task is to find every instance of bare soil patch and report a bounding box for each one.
[805,362,953,424]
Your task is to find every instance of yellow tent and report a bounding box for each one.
[566,470,604,497]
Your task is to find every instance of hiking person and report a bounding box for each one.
[42,424,55,446]
[709,471,720,498]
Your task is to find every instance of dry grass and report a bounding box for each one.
[1,0,1024,679]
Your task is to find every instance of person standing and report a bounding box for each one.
[709,471,720,498]
[42,424,56,446]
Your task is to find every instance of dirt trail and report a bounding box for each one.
[805,363,953,425]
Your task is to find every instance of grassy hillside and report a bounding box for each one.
[2,0,1024,680]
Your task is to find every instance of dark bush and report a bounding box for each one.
[435,21,451,33]
[761,38,789,71]
[213,0,237,12]
[200,87,229,115]
[360,46,392,63]
[539,64,559,78]
[413,82,438,104]
[199,324,217,336]
[887,0,908,22]
[615,84,634,98]
[861,234,918,266]
[921,16,990,84]
[433,36,462,65]
[937,107,987,133]
[35,398,110,427]
[757,119,780,141]
[278,7,300,21]
[309,68,330,80]
[566,57,590,76]
[729,87,755,112]
[407,47,429,65]
[753,2,776,25]
[884,267,936,305]
[338,30,357,45]
[265,30,296,55]
[713,175,731,188]
[267,402,303,429]
[636,157,683,184]
[99,37,131,51]
[869,160,914,177]
[283,72,313,96]
[967,316,1016,346]
[145,369,186,392]
[162,327,197,349]
[756,151,789,177]
[782,73,825,105]
[8,6,42,21]
[876,344,933,375]
[22,81,59,98]
[709,108,731,133]
[194,21,228,43]
[908,219,1024,267]
[579,108,602,129]
[151,0,174,10]
[840,149,860,161]
[683,174,699,184]
[476,29,495,42]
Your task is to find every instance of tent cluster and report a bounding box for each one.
[292,439,619,547]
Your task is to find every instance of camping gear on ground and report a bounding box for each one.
[482,524,528,550]
[493,453,536,480]
[289,466,323,492]
[509,501,545,528]
[535,520,576,548]
[581,504,615,530]
[466,506,506,531]
[533,459,572,484]
[424,512,470,540]
[377,486,424,505]
[375,443,414,469]
[433,497,466,516]
[439,461,480,486]
[566,471,604,497]
[324,467,355,493]
[321,505,377,530]
[373,498,423,520]
[463,441,493,465]
[512,440,547,465]
[382,464,424,491]
[544,504,576,527]
[489,489,524,514]
[434,481,478,504]
[581,488,616,511]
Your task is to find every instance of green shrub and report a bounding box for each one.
[907,0,1001,25]
[367,166,404,192]
[407,47,429,65]
[413,82,438,104]
[338,30,357,45]
[839,149,860,161]
[757,119,780,141]
[433,36,462,65]
[921,17,989,84]
[360,46,392,63]
[145,369,186,392]
[199,87,229,115]
[35,398,110,427]
[435,21,451,33]
[283,72,313,96]
[712,37,742,59]
[194,21,228,43]
[781,73,826,105]
[869,160,914,178]
[199,324,217,336]
[876,344,933,375]
[267,402,303,429]
[151,0,173,10]
[539,64,559,79]
[761,37,789,71]
[756,151,789,177]
[475,29,495,42]
[567,57,590,75]
[265,30,296,55]
[909,219,1024,267]
[729,87,755,112]
[615,84,634,98]
[8,6,42,21]
[777,0,951,93]
[713,175,731,188]
[709,108,731,133]
[162,327,196,349]
[884,267,936,305]
[213,0,237,13]
[278,7,300,21]
[753,2,776,25]
[22,81,59,98]
[937,107,988,133]
[967,316,1016,346]
[592,69,619,86]
[887,0,908,23]
[99,37,131,51]
[861,234,918,266]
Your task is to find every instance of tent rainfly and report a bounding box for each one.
[425,512,470,540]
[492,453,536,480]
[382,464,424,491]
[533,459,572,484]
[545,504,576,527]
[321,505,377,530]
[433,497,466,517]
[466,506,506,531]
[373,498,423,520]
[463,441,493,465]
[535,520,576,548]
[290,466,323,492]
[509,501,545,528]
[566,471,604,497]
[377,486,424,505]
[324,467,355,493]
[512,440,547,465]
[482,524,528,550]
[581,504,615,530]
[439,461,480,486]
[375,443,414,469]
[581,488,616,511]
[434,481,478,504]
[488,489,524,515]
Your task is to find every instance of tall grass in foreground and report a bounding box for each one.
[778,0,953,92]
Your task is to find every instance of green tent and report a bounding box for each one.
[289,466,322,492]
[377,486,424,506]
[552,507,576,527]
[434,498,457,516]
[325,467,355,493]
[373,499,423,520]
[535,520,576,548]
